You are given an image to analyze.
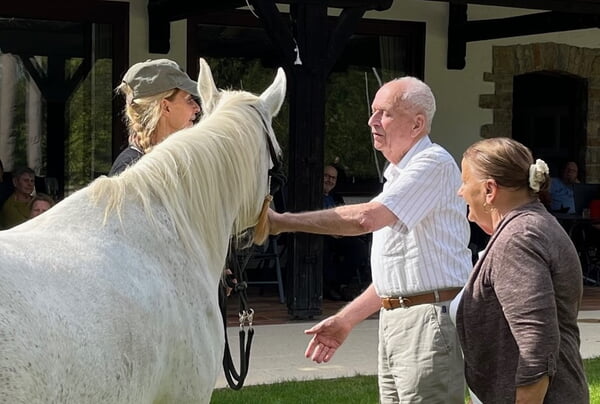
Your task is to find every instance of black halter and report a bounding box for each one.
[254,103,285,195]
[218,103,286,390]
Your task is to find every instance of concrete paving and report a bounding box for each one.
[215,309,600,389]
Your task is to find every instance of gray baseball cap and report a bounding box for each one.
[122,59,199,100]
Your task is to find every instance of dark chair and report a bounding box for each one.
[244,187,287,304]
[245,235,286,304]
[574,222,600,286]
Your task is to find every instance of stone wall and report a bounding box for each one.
[479,43,600,182]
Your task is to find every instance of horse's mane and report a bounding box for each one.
[90,90,278,268]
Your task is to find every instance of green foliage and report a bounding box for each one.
[67,58,113,190]
[204,57,389,181]
[1,55,112,194]
[205,57,290,167]
[324,68,383,180]
[2,59,33,171]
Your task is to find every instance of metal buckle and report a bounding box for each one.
[399,297,410,308]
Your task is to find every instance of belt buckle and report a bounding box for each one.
[399,297,410,308]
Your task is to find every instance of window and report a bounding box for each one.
[0,2,127,198]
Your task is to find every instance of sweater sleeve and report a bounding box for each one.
[490,222,559,386]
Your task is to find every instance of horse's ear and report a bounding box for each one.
[198,58,219,113]
[259,68,286,117]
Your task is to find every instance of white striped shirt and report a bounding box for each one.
[371,136,471,297]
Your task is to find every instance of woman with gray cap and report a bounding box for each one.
[109,58,201,176]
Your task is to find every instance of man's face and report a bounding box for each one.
[562,162,578,184]
[368,82,423,164]
[323,166,338,195]
[13,173,35,196]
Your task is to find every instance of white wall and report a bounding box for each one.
[112,0,188,69]
[365,1,599,162]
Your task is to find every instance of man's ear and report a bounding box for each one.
[412,114,426,137]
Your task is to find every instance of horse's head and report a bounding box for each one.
[197,58,286,245]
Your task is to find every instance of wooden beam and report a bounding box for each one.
[148,0,392,22]
[465,11,600,41]
[425,0,600,14]
[249,0,297,69]
[148,0,392,53]
[447,3,467,69]
[446,2,600,69]
[325,7,368,73]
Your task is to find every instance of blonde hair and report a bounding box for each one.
[463,137,550,194]
[116,82,178,153]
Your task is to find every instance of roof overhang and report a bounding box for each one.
[424,0,600,69]
[147,0,393,53]
[424,0,600,14]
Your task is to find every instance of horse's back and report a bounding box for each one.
[0,191,223,403]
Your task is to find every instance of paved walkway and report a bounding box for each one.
[215,309,600,389]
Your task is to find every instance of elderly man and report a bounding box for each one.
[269,77,471,403]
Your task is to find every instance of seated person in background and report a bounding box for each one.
[29,193,55,218]
[0,159,13,209]
[322,164,370,301]
[550,160,579,213]
[0,166,35,230]
[323,164,344,209]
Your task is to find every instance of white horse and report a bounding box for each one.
[0,58,285,403]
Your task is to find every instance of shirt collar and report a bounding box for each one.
[383,135,432,180]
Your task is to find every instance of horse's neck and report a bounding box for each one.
[60,190,230,284]
[120,197,231,271]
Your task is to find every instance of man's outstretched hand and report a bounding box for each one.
[304,315,352,363]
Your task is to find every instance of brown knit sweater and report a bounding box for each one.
[456,201,589,403]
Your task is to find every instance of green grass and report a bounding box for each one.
[211,357,600,403]
[586,356,600,403]
[210,375,378,404]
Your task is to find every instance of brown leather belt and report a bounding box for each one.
[381,288,462,310]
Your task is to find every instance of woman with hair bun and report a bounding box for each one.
[453,137,589,403]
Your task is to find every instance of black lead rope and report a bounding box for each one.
[219,243,254,390]
[218,110,287,389]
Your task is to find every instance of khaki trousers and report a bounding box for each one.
[378,302,465,403]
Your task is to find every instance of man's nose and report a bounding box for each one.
[368,113,379,127]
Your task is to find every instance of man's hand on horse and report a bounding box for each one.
[267,208,283,235]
